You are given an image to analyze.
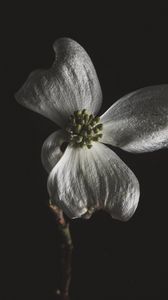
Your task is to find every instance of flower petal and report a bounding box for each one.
[15,38,102,128]
[41,130,68,173]
[100,85,168,152]
[47,142,140,221]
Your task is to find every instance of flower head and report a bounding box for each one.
[15,38,168,221]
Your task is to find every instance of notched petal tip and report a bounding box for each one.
[81,207,96,219]
[15,85,26,106]
[14,90,20,102]
[108,173,140,222]
[52,37,79,52]
[41,130,68,173]
[109,199,139,222]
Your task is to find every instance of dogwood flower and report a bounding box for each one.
[15,38,168,221]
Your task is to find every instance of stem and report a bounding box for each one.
[49,202,73,300]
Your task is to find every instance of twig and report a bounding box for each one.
[49,201,73,300]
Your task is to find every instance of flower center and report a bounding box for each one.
[66,109,103,148]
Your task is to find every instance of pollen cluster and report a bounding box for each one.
[66,109,103,148]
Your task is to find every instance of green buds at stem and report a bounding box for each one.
[66,109,103,149]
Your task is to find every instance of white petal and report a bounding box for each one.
[41,130,68,173]
[15,38,102,128]
[100,85,168,153]
[47,143,140,221]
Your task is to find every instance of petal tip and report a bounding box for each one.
[14,88,21,104]
[52,37,80,52]
[111,195,140,222]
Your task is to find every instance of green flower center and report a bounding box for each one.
[66,109,103,148]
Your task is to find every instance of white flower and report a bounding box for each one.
[15,38,168,221]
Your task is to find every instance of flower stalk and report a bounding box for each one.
[49,201,73,299]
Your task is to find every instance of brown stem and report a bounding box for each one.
[49,201,73,300]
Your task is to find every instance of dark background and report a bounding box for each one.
[3,2,168,299]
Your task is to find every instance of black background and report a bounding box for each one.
[3,2,168,299]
